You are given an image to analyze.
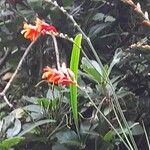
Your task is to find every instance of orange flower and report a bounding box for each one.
[21,22,39,41]
[21,17,57,41]
[42,63,77,86]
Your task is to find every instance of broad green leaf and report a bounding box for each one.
[54,129,77,143]
[70,34,82,130]
[23,104,42,113]
[81,57,102,83]
[93,13,115,22]
[23,104,45,121]
[7,119,21,138]
[18,119,56,136]
[131,124,144,136]
[89,23,110,39]
[53,130,83,148]
[0,137,24,149]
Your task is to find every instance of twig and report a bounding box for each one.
[0,36,40,107]
[142,120,150,150]
[51,34,60,70]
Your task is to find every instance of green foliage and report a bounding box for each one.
[0,137,24,150]
[70,34,82,130]
[0,0,150,149]
[18,119,56,136]
[81,49,122,88]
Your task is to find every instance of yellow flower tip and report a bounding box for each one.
[35,17,42,24]
[21,29,26,34]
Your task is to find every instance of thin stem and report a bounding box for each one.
[109,83,138,150]
[142,120,150,150]
[51,34,60,70]
[110,99,134,150]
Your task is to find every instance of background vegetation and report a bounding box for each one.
[0,0,150,149]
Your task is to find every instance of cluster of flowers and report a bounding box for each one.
[21,17,57,41]
[21,18,77,86]
[42,63,77,86]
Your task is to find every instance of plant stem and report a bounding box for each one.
[51,34,60,70]
[110,99,134,150]
[109,82,138,150]
[142,120,150,150]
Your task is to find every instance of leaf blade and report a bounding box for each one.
[70,34,82,129]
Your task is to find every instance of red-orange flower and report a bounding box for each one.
[21,17,57,41]
[21,22,39,41]
[35,18,57,34]
[42,63,77,86]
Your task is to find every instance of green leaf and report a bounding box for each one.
[28,0,42,8]
[0,102,7,110]
[131,123,144,136]
[37,98,50,108]
[54,129,77,143]
[70,34,82,130]
[0,137,24,149]
[63,0,73,7]
[103,106,113,116]
[18,119,56,136]
[53,129,83,148]
[37,98,59,110]
[52,144,69,150]
[108,49,122,76]
[81,57,102,83]
[6,119,21,138]
[104,130,114,142]
[93,13,115,22]
[89,23,110,39]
